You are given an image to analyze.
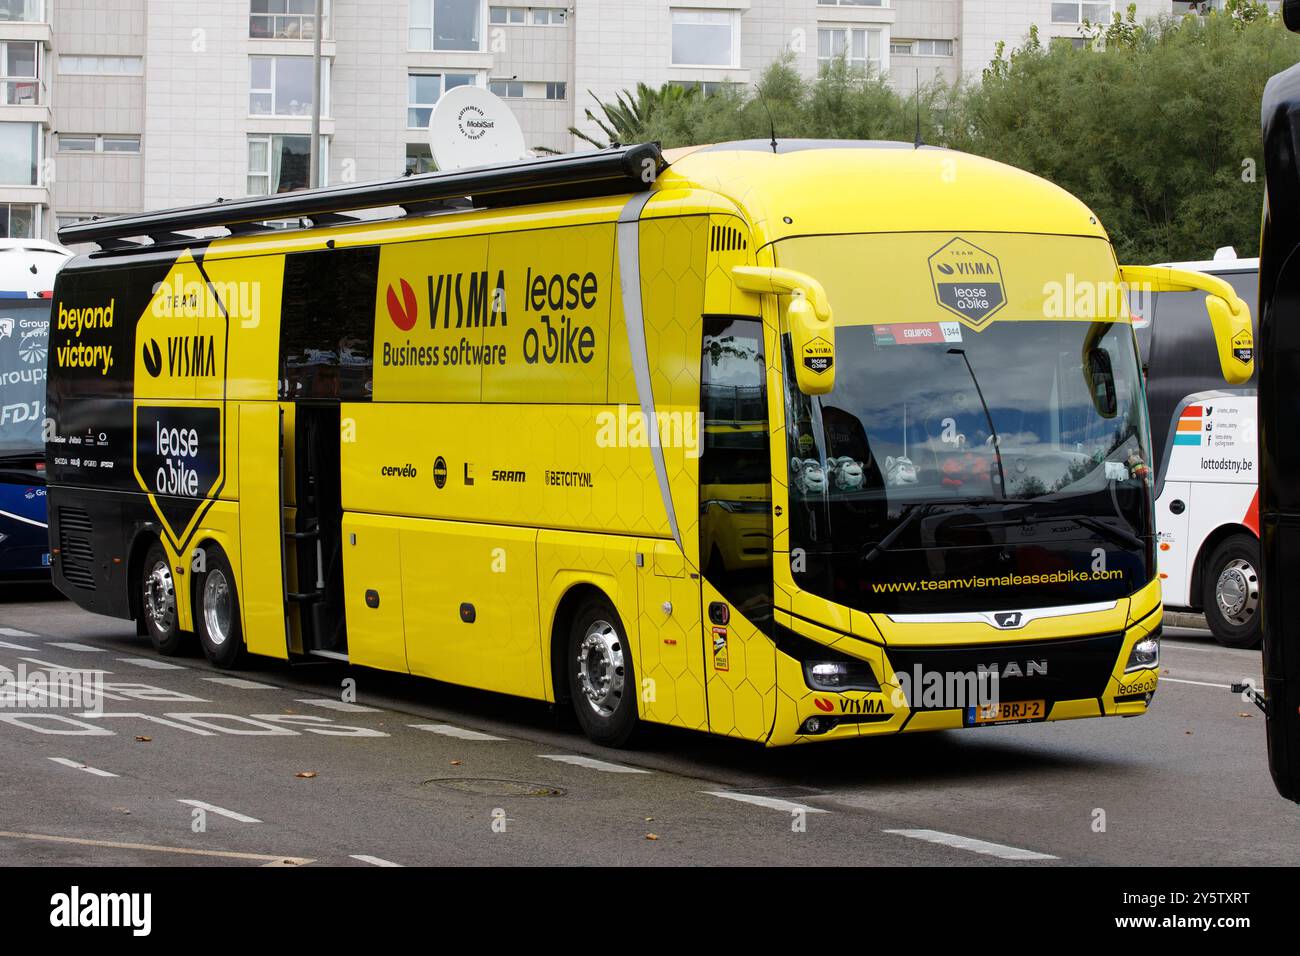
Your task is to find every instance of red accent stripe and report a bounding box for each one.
[1181,405,1204,418]
[1244,489,1259,537]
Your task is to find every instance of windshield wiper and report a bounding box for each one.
[860,502,934,564]
[946,347,1008,495]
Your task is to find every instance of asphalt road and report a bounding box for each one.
[1,586,1296,867]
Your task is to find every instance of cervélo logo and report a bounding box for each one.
[386,278,418,331]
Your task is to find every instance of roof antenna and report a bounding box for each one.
[757,86,778,154]
[913,69,923,149]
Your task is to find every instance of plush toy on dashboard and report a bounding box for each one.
[790,457,827,495]
[885,455,918,486]
[827,456,866,491]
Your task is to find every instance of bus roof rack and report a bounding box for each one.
[58,142,664,248]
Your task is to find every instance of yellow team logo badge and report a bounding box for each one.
[928,238,1007,326]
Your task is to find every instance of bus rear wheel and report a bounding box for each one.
[567,597,639,748]
[194,544,246,669]
[1202,535,1262,649]
[141,541,190,656]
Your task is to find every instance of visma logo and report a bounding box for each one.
[936,263,955,275]
[386,278,418,332]
[142,339,163,377]
[813,696,834,712]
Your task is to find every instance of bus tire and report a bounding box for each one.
[140,541,190,656]
[194,544,246,669]
[1202,534,1262,649]
[567,596,639,748]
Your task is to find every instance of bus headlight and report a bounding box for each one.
[1126,628,1160,672]
[804,659,879,692]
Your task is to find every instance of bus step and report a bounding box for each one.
[285,530,318,541]
[307,649,349,662]
[288,590,323,603]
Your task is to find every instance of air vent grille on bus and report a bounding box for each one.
[711,225,747,253]
[58,506,95,590]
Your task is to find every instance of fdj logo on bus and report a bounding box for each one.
[928,238,1007,325]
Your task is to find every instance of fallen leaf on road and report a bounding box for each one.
[644,817,654,822]
[1238,712,1254,718]
[296,771,318,779]
[112,807,131,815]
[134,736,151,742]
[645,833,658,841]
[450,760,462,766]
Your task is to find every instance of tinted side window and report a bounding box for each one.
[280,246,379,401]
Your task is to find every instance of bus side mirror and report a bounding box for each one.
[1084,347,1118,418]
[1119,265,1254,386]
[732,265,835,395]
[1285,0,1300,32]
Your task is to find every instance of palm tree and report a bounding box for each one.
[569,82,699,148]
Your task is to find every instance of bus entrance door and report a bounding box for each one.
[237,403,289,659]
[288,403,348,659]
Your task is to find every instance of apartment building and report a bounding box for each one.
[0,0,1182,241]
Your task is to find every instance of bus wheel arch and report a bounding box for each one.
[1193,526,1261,649]
[191,537,246,669]
[549,583,640,747]
[135,533,191,656]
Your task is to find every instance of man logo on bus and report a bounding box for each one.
[929,238,1006,326]
[994,611,1023,629]
[386,279,418,332]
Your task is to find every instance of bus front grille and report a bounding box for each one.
[885,631,1125,709]
[58,506,96,591]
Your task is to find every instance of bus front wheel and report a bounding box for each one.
[194,544,246,669]
[1202,535,1262,649]
[567,597,639,747]
[140,541,190,656]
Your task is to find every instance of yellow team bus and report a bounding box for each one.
[46,140,1254,747]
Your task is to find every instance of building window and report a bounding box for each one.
[250,0,330,40]
[489,5,524,23]
[532,7,565,24]
[58,133,140,153]
[248,133,327,194]
[671,9,737,67]
[57,55,144,76]
[408,72,476,128]
[818,26,883,72]
[545,81,566,100]
[1,202,38,238]
[1051,1,1112,24]
[0,1,43,23]
[0,122,38,185]
[409,0,482,52]
[0,40,37,106]
[406,142,435,175]
[670,79,736,96]
[250,55,325,117]
[488,79,523,98]
[817,0,884,6]
[896,38,953,56]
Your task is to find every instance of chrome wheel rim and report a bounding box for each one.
[144,559,175,634]
[1216,558,1259,627]
[576,619,625,718]
[203,568,233,647]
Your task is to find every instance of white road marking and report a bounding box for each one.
[48,757,118,778]
[409,723,507,741]
[351,854,403,867]
[177,799,262,824]
[538,754,650,774]
[0,627,35,638]
[1163,641,1249,654]
[0,831,310,865]
[47,642,106,653]
[295,698,380,713]
[704,791,829,814]
[884,828,1057,861]
[203,677,275,690]
[0,640,34,651]
[1161,677,1234,689]
[118,657,186,670]
[19,657,110,674]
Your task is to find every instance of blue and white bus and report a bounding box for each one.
[0,238,73,579]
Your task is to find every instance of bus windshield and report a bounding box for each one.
[782,317,1154,614]
[0,297,50,460]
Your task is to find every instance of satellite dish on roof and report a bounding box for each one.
[429,85,528,171]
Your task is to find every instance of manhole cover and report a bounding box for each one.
[424,777,566,797]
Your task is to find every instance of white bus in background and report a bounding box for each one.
[1132,249,1259,647]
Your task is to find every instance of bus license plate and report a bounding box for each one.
[969,700,1045,725]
